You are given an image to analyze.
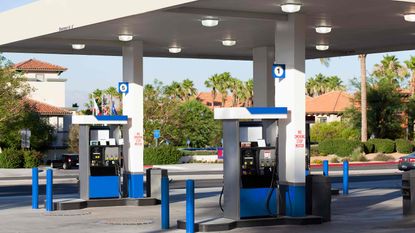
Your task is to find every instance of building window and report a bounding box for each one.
[35,73,45,81]
[318,117,328,123]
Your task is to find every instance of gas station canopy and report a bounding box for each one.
[1,0,415,59]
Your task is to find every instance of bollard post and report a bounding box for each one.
[343,160,349,195]
[186,180,195,233]
[161,176,170,230]
[323,160,329,177]
[46,169,53,211]
[32,167,39,209]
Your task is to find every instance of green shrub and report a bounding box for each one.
[0,148,24,168]
[310,122,359,143]
[182,150,217,156]
[23,150,43,168]
[319,139,361,157]
[350,148,368,162]
[373,153,395,161]
[310,145,320,157]
[368,139,395,153]
[395,139,414,154]
[330,156,340,163]
[362,141,375,154]
[144,146,184,165]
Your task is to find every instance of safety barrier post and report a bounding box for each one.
[323,160,329,177]
[343,160,349,195]
[46,169,53,211]
[186,179,195,233]
[32,167,39,209]
[161,176,170,230]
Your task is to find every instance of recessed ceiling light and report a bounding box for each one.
[316,44,329,51]
[201,17,219,27]
[169,47,182,53]
[222,39,236,46]
[404,14,415,22]
[281,3,302,13]
[118,34,133,41]
[315,26,332,34]
[72,44,85,50]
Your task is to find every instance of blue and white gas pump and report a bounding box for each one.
[214,107,287,220]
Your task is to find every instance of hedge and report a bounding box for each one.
[319,139,361,157]
[23,150,43,168]
[0,149,43,168]
[362,141,375,154]
[368,139,395,153]
[0,148,24,168]
[144,146,184,165]
[395,139,414,154]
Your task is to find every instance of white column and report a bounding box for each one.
[275,14,306,216]
[253,47,275,107]
[122,41,144,198]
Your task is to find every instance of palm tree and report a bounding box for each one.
[245,79,254,106]
[404,56,415,95]
[164,81,182,100]
[181,79,197,101]
[359,54,368,142]
[306,73,345,97]
[205,74,221,107]
[228,77,243,107]
[373,55,409,84]
[216,72,232,107]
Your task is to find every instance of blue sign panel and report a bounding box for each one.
[272,64,286,79]
[154,129,160,139]
[118,82,129,94]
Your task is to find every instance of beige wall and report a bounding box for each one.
[312,114,342,124]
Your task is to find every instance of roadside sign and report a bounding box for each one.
[272,64,286,79]
[154,129,160,139]
[20,128,31,149]
[118,82,129,94]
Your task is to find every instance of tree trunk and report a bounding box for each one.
[359,54,368,142]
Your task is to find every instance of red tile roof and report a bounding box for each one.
[196,92,237,109]
[306,91,353,114]
[23,98,71,116]
[14,59,67,72]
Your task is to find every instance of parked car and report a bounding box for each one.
[50,154,79,169]
[398,153,415,171]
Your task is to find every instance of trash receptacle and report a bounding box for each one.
[146,168,168,201]
[306,175,331,222]
[402,170,415,216]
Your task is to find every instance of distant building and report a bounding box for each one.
[14,59,73,156]
[196,92,238,109]
[14,59,67,107]
[306,91,353,123]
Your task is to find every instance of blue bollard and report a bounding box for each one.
[343,160,349,195]
[161,176,170,230]
[186,180,195,233]
[32,167,39,209]
[46,169,53,211]
[323,160,329,177]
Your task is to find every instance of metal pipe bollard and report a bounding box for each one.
[343,161,349,195]
[46,169,53,211]
[186,180,195,233]
[323,160,329,177]
[161,176,170,230]
[32,167,39,209]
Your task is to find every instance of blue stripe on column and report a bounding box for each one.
[128,174,144,198]
[280,184,305,217]
[246,107,288,114]
[95,115,128,121]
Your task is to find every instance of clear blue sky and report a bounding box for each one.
[2,0,415,108]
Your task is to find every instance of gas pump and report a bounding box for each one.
[88,126,122,198]
[72,115,127,200]
[215,107,287,220]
